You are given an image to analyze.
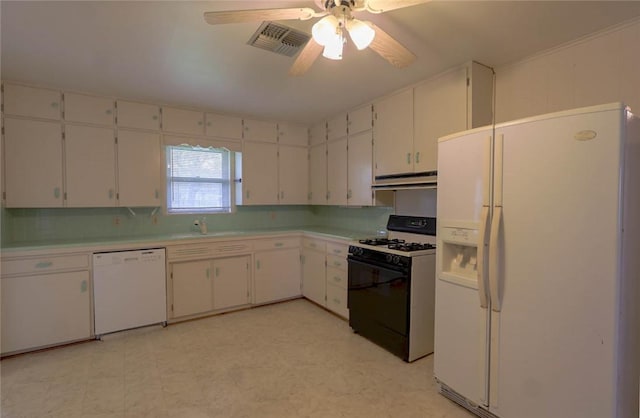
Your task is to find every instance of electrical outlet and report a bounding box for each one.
[113,216,120,226]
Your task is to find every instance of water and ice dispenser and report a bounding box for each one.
[438,225,480,288]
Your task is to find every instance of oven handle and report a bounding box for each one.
[347,256,409,274]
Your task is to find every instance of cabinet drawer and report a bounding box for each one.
[3,83,62,120]
[326,282,348,319]
[64,92,115,125]
[326,267,347,289]
[326,254,347,271]
[326,242,349,257]
[166,245,211,261]
[2,254,89,276]
[253,237,300,251]
[302,238,326,252]
[210,241,253,254]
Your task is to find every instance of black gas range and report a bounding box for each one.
[347,215,437,362]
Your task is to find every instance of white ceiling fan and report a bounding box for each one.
[204,0,430,76]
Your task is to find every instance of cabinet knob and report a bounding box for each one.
[407,153,411,164]
[416,152,420,164]
[106,109,112,115]
[152,115,158,120]
[53,187,61,199]
[108,189,114,199]
[198,121,203,126]
[51,102,59,108]
[80,280,88,293]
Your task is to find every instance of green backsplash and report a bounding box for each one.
[0,205,393,246]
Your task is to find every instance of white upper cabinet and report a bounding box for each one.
[240,141,279,205]
[348,104,373,135]
[116,100,160,131]
[64,125,116,207]
[278,122,308,146]
[205,113,243,139]
[327,137,348,206]
[374,88,414,176]
[243,118,277,142]
[117,130,162,207]
[162,106,205,136]
[309,122,326,145]
[4,118,64,207]
[3,83,61,120]
[278,145,309,205]
[347,131,374,206]
[309,143,327,205]
[327,113,348,141]
[64,92,114,126]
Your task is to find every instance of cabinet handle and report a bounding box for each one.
[274,242,284,248]
[215,267,219,277]
[51,102,59,108]
[327,191,331,199]
[54,187,61,199]
[206,268,210,278]
[347,190,352,199]
[407,153,411,164]
[333,249,342,254]
[155,189,160,199]
[108,189,114,199]
[198,121,203,126]
[246,190,250,199]
[35,261,53,269]
[106,109,112,115]
[152,115,158,120]
[280,191,284,199]
[256,260,261,269]
[334,261,342,267]
[416,152,420,164]
[80,280,88,293]
[333,298,340,304]
[333,276,342,283]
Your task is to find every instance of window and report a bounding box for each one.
[166,145,233,213]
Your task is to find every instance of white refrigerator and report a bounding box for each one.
[434,103,639,418]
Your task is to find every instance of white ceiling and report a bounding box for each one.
[3,1,640,124]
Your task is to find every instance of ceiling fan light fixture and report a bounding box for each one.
[347,19,375,50]
[312,15,339,46]
[322,32,344,60]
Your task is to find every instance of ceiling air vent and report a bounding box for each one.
[247,21,311,57]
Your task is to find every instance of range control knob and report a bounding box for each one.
[385,254,393,263]
[392,255,401,265]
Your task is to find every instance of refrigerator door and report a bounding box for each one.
[489,106,624,417]
[435,126,493,407]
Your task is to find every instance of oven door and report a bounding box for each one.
[347,256,411,359]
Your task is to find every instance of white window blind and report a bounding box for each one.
[166,146,232,213]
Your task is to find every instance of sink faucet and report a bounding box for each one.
[193,217,208,235]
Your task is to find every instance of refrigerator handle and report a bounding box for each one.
[477,205,490,308]
[489,206,502,312]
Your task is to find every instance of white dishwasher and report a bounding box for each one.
[93,248,167,336]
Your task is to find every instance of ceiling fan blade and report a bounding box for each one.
[365,0,431,14]
[204,8,319,25]
[289,39,323,76]
[368,24,416,68]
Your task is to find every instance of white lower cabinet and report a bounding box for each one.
[302,238,326,306]
[301,236,350,319]
[1,253,91,355]
[254,242,301,304]
[170,255,250,319]
[212,256,251,310]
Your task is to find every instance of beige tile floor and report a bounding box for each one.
[0,299,474,418]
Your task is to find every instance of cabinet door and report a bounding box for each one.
[4,118,64,207]
[414,66,468,173]
[278,145,309,205]
[309,122,326,145]
[302,248,326,306]
[162,106,204,136]
[327,138,348,206]
[206,113,243,139]
[3,83,61,120]
[254,248,301,304]
[171,260,212,318]
[243,119,277,142]
[347,131,373,206]
[374,89,414,176]
[64,92,115,126]
[327,113,348,142]
[65,125,117,207]
[213,256,250,310]
[1,271,90,354]
[348,104,372,135]
[309,143,327,205]
[117,130,162,207]
[117,100,160,131]
[240,141,279,205]
[278,122,308,146]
